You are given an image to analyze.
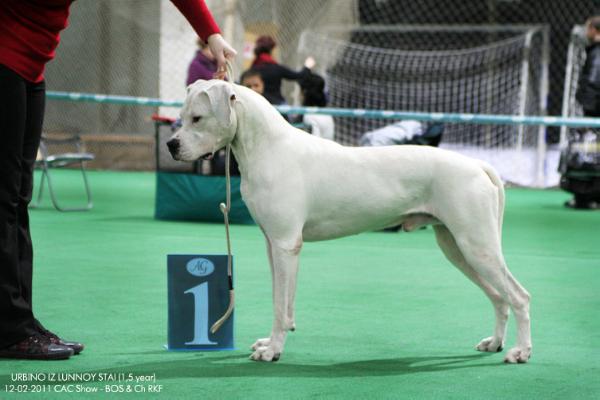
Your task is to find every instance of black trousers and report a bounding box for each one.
[0,64,46,348]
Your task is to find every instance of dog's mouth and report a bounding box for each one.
[199,152,214,161]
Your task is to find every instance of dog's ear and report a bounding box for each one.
[187,79,207,94]
[205,83,236,127]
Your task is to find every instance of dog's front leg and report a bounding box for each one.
[250,238,301,362]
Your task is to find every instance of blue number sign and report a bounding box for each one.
[167,254,234,350]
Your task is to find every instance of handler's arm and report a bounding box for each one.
[170,0,237,78]
[170,0,220,42]
[278,65,310,81]
[278,57,315,81]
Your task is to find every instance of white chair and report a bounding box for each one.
[31,134,95,211]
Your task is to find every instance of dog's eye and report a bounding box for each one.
[192,116,202,123]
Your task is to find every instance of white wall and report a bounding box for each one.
[159,1,198,118]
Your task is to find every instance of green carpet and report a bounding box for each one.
[1,169,599,399]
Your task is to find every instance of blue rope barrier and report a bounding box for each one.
[46,90,600,128]
[47,91,183,108]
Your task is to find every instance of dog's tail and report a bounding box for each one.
[478,161,505,242]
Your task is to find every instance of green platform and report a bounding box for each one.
[1,169,599,399]
[154,172,254,224]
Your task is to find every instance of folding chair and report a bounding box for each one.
[31,134,95,211]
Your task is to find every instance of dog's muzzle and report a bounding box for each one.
[166,138,180,159]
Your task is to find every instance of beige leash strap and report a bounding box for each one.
[210,60,235,334]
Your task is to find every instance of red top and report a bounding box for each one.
[252,53,277,67]
[0,0,221,83]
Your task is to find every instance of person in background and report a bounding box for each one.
[298,71,335,141]
[240,68,265,96]
[186,37,217,85]
[561,15,600,210]
[359,121,444,147]
[242,65,333,140]
[576,16,600,117]
[0,0,236,361]
[251,35,313,105]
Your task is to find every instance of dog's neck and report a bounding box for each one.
[229,85,291,179]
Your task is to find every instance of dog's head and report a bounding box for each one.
[167,80,238,162]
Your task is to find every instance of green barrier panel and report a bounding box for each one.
[155,172,254,225]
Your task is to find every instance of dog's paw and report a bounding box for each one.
[250,346,280,362]
[475,336,504,352]
[504,346,531,364]
[251,337,271,351]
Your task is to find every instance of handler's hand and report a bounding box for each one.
[208,33,237,80]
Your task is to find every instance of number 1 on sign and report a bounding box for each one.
[184,282,217,345]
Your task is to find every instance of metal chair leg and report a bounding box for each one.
[41,162,93,212]
[29,168,48,209]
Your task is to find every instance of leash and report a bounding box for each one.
[210,60,235,334]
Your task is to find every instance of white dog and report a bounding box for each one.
[167,80,532,364]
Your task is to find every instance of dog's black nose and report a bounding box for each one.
[166,138,180,156]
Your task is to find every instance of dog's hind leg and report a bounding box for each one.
[450,224,531,364]
[434,225,509,353]
[250,236,302,362]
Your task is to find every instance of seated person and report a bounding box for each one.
[240,68,265,95]
[359,120,444,147]
[298,71,335,141]
[241,68,295,122]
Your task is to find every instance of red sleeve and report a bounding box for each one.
[170,0,221,42]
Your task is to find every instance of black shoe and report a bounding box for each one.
[0,334,73,360]
[565,198,597,209]
[564,199,575,208]
[38,327,85,355]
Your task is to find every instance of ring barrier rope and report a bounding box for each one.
[46,90,600,128]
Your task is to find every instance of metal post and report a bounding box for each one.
[535,26,550,187]
[560,26,581,149]
[516,30,533,153]
[484,0,496,148]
